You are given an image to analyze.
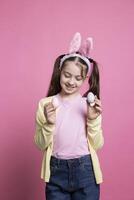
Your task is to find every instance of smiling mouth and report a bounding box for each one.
[65,85,75,90]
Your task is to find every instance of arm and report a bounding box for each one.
[34,99,55,151]
[86,114,104,151]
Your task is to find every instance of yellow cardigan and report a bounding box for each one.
[34,96,104,184]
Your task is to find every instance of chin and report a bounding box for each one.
[65,89,78,95]
[61,84,78,94]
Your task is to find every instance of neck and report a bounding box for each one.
[59,91,80,100]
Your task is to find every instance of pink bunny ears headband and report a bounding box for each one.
[59,32,93,74]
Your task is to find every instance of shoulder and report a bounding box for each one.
[80,96,87,105]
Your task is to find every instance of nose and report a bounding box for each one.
[68,78,75,86]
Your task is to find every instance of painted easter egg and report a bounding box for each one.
[87,92,95,106]
[52,97,60,108]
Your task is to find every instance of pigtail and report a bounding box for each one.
[46,55,65,97]
[83,58,100,99]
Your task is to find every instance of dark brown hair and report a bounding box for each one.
[46,52,100,99]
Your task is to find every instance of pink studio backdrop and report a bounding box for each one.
[0,0,134,199]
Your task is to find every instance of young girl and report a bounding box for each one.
[34,33,104,200]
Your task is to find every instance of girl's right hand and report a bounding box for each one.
[44,103,56,124]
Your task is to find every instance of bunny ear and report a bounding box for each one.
[79,42,87,56]
[79,37,93,57]
[69,32,82,53]
[85,37,93,56]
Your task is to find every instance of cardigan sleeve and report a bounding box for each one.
[86,114,104,151]
[34,98,55,151]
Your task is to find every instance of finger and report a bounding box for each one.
[47,112,56,118]
[46,108,56,115]
[94,97,101,103]
[44,107,56,117]
[46,103,54,109]
[95,95,98,100]
[48,106,56,111]
[94,99,101,107]
[45,103,56,111]
[96,112,101,117]
[95,106,102,113]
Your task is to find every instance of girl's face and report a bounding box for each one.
[60,60,88,96]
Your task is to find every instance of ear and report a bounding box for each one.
[83,75,89,81]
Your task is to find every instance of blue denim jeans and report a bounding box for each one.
[45,154,100,200]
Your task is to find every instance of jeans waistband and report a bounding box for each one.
[50,154,91,166]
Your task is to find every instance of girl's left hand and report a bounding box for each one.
[87,96,102,120]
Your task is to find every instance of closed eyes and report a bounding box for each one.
[64,72,83,80]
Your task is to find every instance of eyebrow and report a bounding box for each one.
[63,71,82,77]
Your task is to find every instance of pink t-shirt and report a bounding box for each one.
[52,93,90,159]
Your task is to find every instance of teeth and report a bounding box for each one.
[66,85,74,88]
[66,86,74,89]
